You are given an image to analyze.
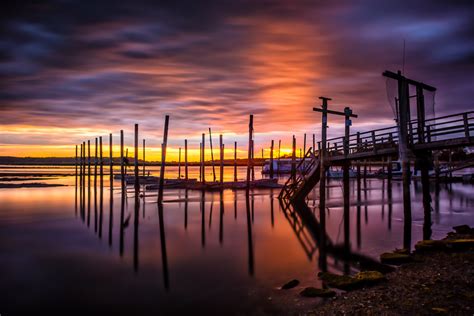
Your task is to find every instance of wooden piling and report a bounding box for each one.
[94,138,98,186]
[202,133,206,184]
[270,140,274,179]
[234,141,237,182]
[158,115,169,203]
[246,115,253,189]
[219,134,224,185]
[134,124,139,194]
[278,139,281,174]
[120,130,125,190]
[184,139,188,180]
[312,134,316,155]
[291,135,296,180]
[109,133,113,190]
[199,142,202,182]
[178,147,182,179]
[99,136,103,178]
[142,139,146,177]
[303,133,307,155]
[75,145,78,187]
[209,128,216,182]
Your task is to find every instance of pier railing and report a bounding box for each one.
[322,110,474,158]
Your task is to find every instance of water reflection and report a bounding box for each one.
[18,164,467,313]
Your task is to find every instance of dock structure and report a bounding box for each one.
[278,70,474,268]
[73,71,473,203]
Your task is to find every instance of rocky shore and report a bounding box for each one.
[305,226,474,315]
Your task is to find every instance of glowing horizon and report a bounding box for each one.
[1,1,473,159]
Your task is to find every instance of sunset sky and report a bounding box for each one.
[1,1,473,161]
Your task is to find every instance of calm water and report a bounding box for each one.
[1,165,473,314]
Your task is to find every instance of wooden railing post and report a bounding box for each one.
[371,131,376,153]
[426,125,431,143]
[464,113,470,139]
[356,132,361,151]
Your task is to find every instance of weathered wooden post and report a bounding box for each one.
[75,145,78,187]
[109,134,113,189]
[158,116,170,203]
[383,70,412,250]
[120,131,125,190]
[270,140,274,179]
[313,96,350,271]
[184,139,188,180]
[278,139,281,174]
[246,115,253,189]
[100,136,103,178]
[251,139,255,181]
[291,135,296,181]
[202,133,206,184]
[234,141,237,182]
[82,141,86,212]
[343,107,358,266]
[219,134,224,185]
[178,147,182,179]
[312,134,316,155]
[99,136,104,238]
[142,139,146,177]
[303,133,307,155]
[87,139,91,226]
[209,128,216,182]
[94,138,98,189]
[134,124,139,195]
[199,142,202,182]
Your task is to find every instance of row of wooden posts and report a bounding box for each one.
[75,114,338,196]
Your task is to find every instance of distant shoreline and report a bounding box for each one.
[0,156,266,166]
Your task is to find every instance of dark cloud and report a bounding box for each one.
[0,0,473,151]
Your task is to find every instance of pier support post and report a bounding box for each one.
[270,140,274,179]
[134,124,139,195]
[158,115,170,203]
[234,141,237,182]
[246,115,253,190]
[178,147,182,179]
[209,128,216,182]
[142,139,146,177]
[184,139,188,180]
[120,130,125,190]
[220,134,224,185]
[202,133,206,184]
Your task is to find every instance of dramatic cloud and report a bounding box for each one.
[1,0,473,158]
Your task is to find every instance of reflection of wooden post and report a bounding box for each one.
[158,116,169,203]
[209,128,216,182]
[270,140,274,179]
[246,115,253,189]
[219,134,224,185]
[234,141,237,182]
[184,139,188,180]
